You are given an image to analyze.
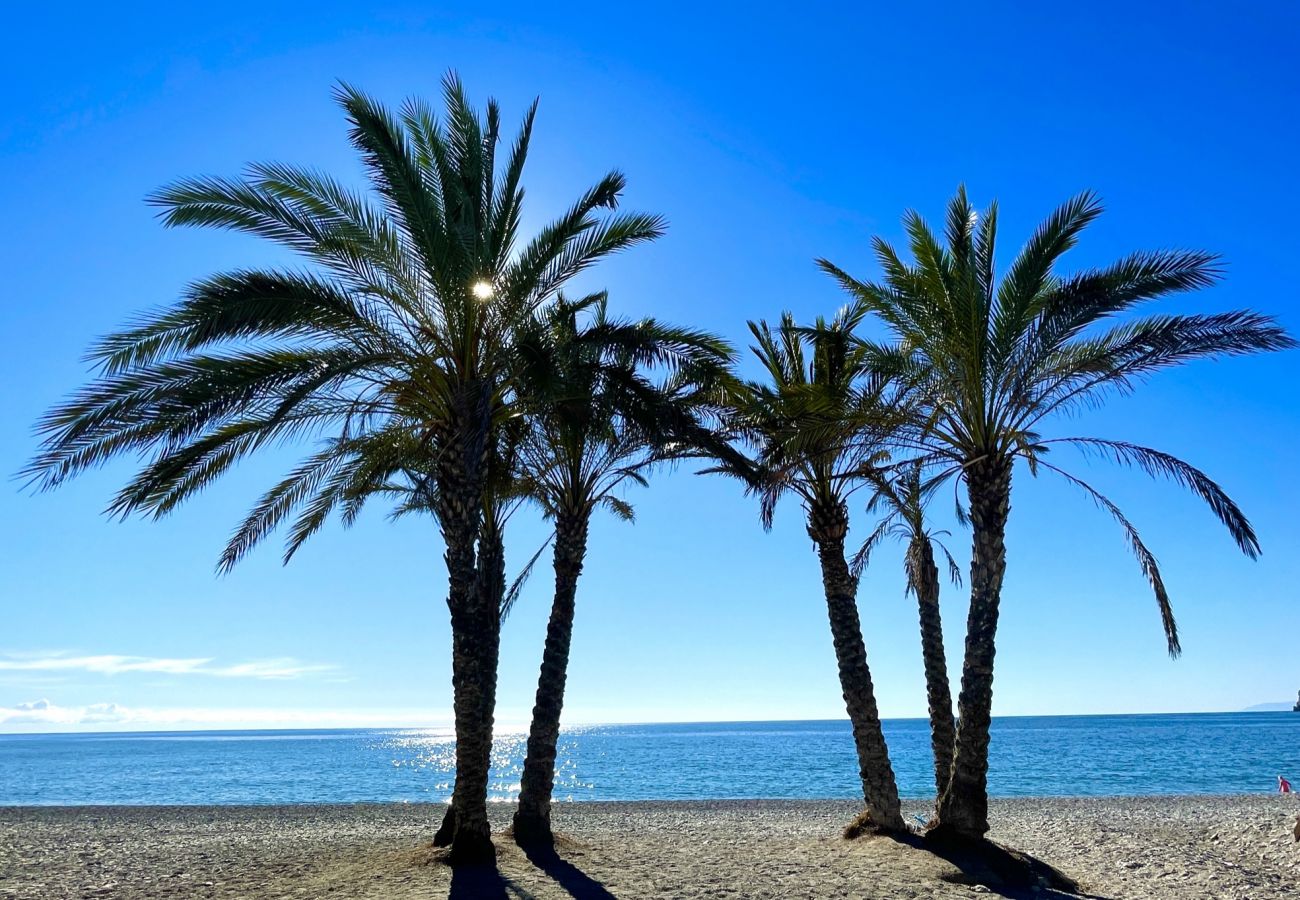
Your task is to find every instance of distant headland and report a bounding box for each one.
[1241,699,1299,712]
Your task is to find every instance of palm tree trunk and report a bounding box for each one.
[513,513,589,845]
[809,502,906,833]
[909,537,955,798]
[433,525,505,850]
[433,802,456,847]
[933,457,1012,841]
[446,594,497,863]
[436,415,497,865]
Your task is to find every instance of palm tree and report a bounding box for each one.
[855,464,961,798]
[24,74,663,864]
[510,293,733,845]
[819,187,1293,843]
[709,308,907,833]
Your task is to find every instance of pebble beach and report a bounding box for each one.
[3,796,1297,899]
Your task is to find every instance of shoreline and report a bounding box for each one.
[4,796,1298,898]
[0,789,1288,807]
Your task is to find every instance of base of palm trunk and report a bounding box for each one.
[935,786,989,840]
[432,804,456,847]
[447,824,496,866]
[842,808,910,840]
[923,826,1079,893]
[510,809,553,847]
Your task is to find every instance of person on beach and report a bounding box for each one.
[1279,775,1292,794]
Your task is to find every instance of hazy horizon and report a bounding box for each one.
[2,705,1295,737]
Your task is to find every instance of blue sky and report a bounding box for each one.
[2,2,1298,732]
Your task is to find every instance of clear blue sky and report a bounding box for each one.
[2,2,1297,732]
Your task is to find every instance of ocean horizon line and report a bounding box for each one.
[1,707,1291,739]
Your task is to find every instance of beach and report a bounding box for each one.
[3,796,1296,899]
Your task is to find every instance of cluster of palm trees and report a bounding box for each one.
[25,74,1291,867]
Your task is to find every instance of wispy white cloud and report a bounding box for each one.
[0,698,458,731]
[2,699,129,726]
[0,652,334,680]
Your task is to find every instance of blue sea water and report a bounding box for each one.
[1,713,1296,805]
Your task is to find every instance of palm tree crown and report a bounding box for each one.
[722,306,904,534]
[855,465,962,595]
[821,187,1291,653]
[26,73,664,562]
[514,291,732,525]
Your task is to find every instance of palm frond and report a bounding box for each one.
[1038,460,1180,657]
[1043,437,1259,558]
[500,533,554,620]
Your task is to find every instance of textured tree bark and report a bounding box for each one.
[433,527,504,850]
[445,592,496,863]
[909,537,956,799]
[435,412,497,865]
[809,500,906,833]
[431,522,501,847]
[433,803,456,847]
[933,457,1012,841]
[513,512,590,845]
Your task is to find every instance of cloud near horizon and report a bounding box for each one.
[3,698,130,726]
[0,698,458,731]
[0,652,335,680]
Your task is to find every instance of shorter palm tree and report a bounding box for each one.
[708,308,907,833]
[855,464,961,797]
[510,293,733,845]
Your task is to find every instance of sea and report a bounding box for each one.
[2,713,1297,805]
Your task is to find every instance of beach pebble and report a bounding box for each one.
[1,797,1296,898]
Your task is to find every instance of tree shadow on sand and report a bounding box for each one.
[520,841,618,899]
[444,843,617,900]
[448,861,536,900]
[889,831,1115,900]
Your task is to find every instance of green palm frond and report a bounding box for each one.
[600,495,636,522]
[820,187,1292,653]
[512,292,732,529]
[1037,460,1180,657]
[220,443,353,572]
[499,533,554,620]
[1042,437,1258,557]
[717,307,909,541]
[25,73,666,579]
[855,461,959,590]
[88,271,405,375]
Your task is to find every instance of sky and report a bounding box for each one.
[2,2,1298,732]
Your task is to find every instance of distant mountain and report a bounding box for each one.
[1243,702,1294,712]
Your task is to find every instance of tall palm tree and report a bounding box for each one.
[24,74,663,863]
[855,464,961,798]
[709,308,907,833]
[819,187,1293,843]
[510,293,733,845]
